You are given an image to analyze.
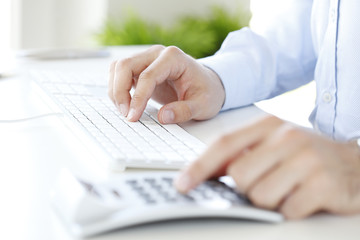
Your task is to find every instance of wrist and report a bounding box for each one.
[205,66,225,109]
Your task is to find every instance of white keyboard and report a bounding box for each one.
[31,70,207,170]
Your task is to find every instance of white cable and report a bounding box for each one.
[0,113,63,123]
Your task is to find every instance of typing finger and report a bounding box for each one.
[127,46,189,122]
[112,45,165,116]
[280,174,326,219]
[227,124,306,193]
[245,149,317,210]
[174,115,283,193]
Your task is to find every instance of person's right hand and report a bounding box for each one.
[108,45,225,124]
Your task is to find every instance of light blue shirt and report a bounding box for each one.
[199,0,360,141]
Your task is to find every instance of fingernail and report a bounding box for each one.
[174,172,192,193]
[127,108,136,121]
[118,104,128,117]
[162,109,175,123]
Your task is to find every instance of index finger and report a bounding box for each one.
[127,46,189,121]
[111,45,165,116]
[174,115,283,193]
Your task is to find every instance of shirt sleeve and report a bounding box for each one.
[198,0,317,111]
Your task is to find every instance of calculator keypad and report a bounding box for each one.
[123,177,248,205]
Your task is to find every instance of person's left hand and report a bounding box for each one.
[174,115,360,219]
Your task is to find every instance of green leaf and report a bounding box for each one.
[95,5,250,58]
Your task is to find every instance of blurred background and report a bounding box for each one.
[0,0,250,52]
[0,0,315,127]
[0,0,250,74]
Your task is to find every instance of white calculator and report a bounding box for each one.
[51,170,283,237]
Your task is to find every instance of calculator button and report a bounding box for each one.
[133,186,145,192]
[145,199,157,204]
[162,177,173,183]
[221,191,239,201]
[144,178,156,184]
[126,180,138,186]
[112,190,121,198]
[178,194,195,202]
[163,195,177,202]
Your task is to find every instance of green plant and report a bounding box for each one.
[96,6,250,59]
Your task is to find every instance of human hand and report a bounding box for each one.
[108,45,225,123]
[175,115,360,219]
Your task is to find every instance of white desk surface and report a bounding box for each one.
[0,46,359,240]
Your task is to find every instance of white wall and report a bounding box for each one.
[0,0,12,50]
[0,0,14,73]
[18,0,107,49]
[19,0,56,49]
[17,0,249,49]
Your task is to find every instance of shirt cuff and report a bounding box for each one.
[198,52,256,111]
